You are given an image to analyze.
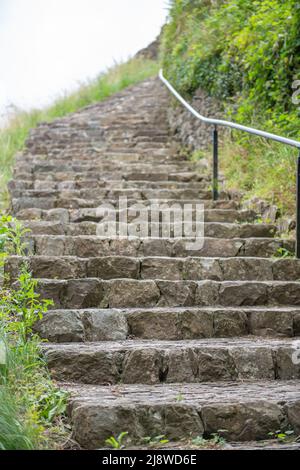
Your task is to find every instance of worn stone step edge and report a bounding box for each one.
[63,380,300,448]
[15,202,243,223]
[34,306,300,343]
[12,192,234,211]
[9,180,212,197]
[21,221,276,239]
[10,172,209,186]
[6,255,300,282]
[32,278,300,309]
[30,236,294,259]
[106,441,300,451]
[43,337,300,386]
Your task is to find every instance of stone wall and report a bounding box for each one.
[166,88,224,151]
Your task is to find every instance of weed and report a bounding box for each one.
[268,430,295,442]
[273,247,295,259]
[0,265,53,342]
[175,393,184,402]
[105,432,129,449]
[142,435,170,447]
[191,431,227,448]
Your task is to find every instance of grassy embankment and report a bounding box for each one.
[161,0,300,214]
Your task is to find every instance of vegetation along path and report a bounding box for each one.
[6,77,300,449]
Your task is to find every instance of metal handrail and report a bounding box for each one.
[159,69,300,149]
[159,69,300,257]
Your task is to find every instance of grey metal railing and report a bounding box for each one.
[159,69,300,257]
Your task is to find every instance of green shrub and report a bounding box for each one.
[162,0,300,132]
[161,0,300,212]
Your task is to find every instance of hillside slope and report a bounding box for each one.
[161,0,300,212]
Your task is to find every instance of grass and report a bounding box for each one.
[0,385,38,450]
[0,57,159,207]
[0,216,69,450]
[195,130,299,216]
[0,334,69,450]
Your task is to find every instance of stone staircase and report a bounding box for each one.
[7,78,300,449]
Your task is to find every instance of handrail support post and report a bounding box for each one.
[296,152,300,258]
[213,125,219,201]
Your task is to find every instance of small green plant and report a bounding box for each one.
[273,247,295,259]
[105,432,129,449]
[0,264,53,342]
[37,388,68,423]
[142,435,170,447]
[254,217,273,225]
[0,214,30,257]
[268,430,295,442]
[191,431,227,448]
[191,150,205,161]
[175,393,184,402]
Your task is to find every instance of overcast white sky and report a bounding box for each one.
[0,0,167,120]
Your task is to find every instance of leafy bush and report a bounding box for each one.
[0,265,53,342]
[161,0,300,212]
[0,215,30,261]
[162,0,300,133]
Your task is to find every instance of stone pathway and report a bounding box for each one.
[7,78,300,449]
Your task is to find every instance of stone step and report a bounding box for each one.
[221,441,300,451]
[62,380,300,448]
[33,278,300,309]
[9,180,212,198]
[31,235,294,258]
[110,142,172,150]
[16,150,183,164]
[19,207,255,224]
[13,163,203,178]
[31,144,173,153]
[112,440,300,450]
[18,151,186,162]
[15,200,241,221]
[43,337,300,385]
[18,205,255,223]
[13,189,229,210]
[34,306,300,343]
[13,162,199,178]
[66,205,245,222]
[20,153,183,165]
[9,172,206,190]
[14,159,194,174]
[7,255,299,282]
[21,220,275,238]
